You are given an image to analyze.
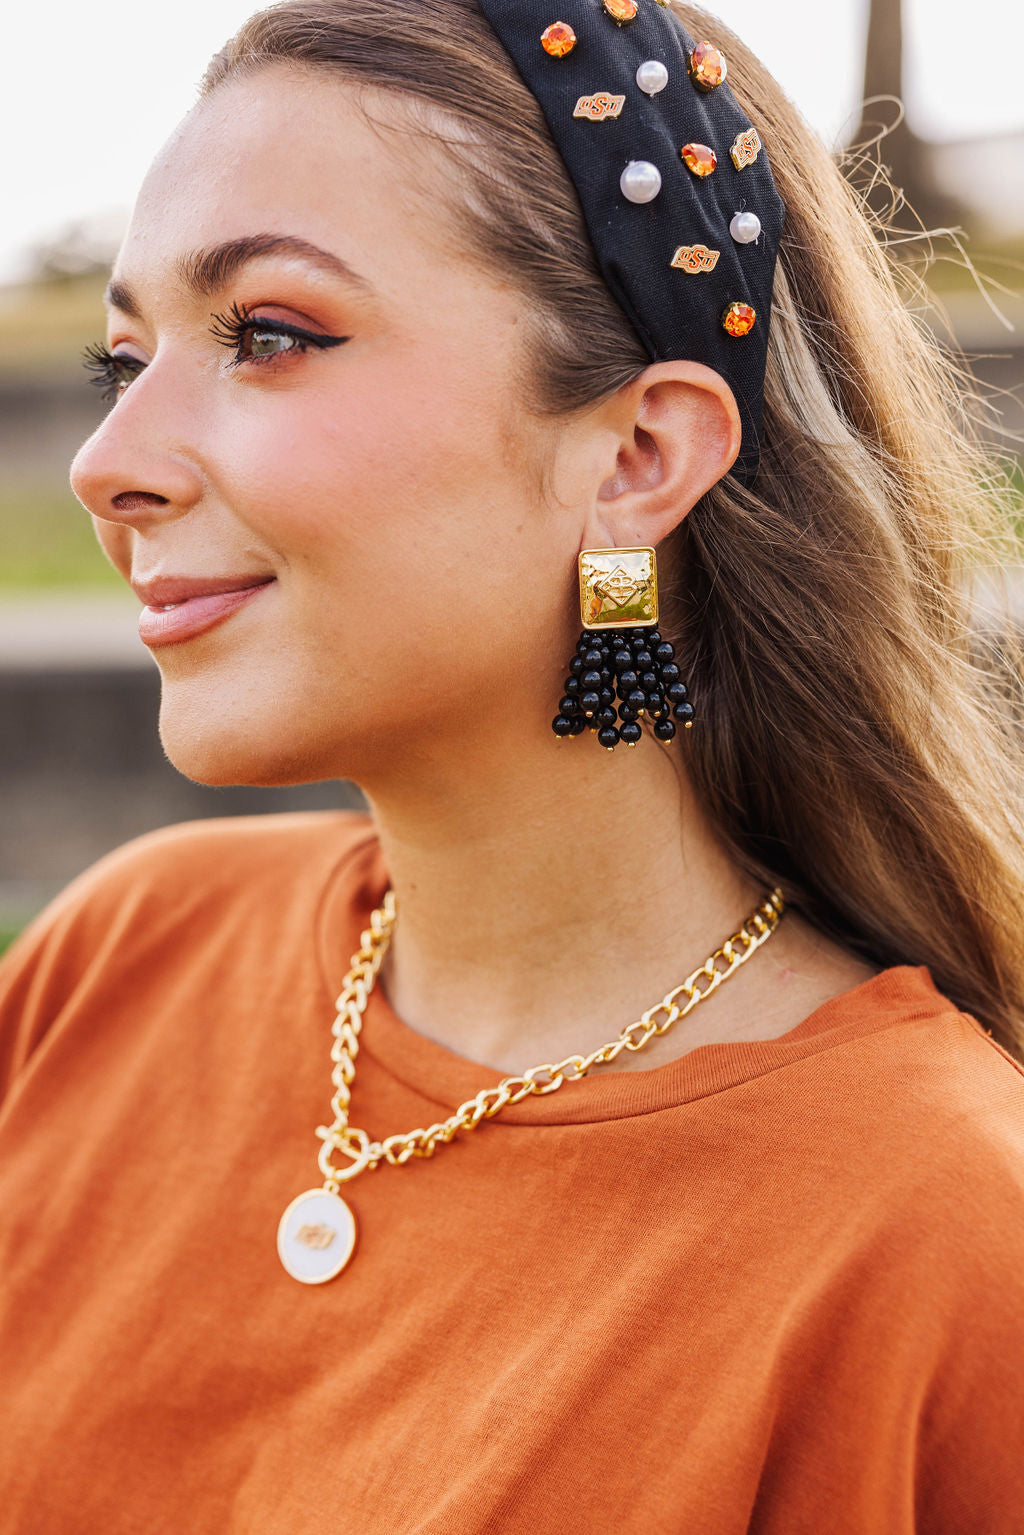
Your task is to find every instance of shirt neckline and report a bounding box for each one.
[314,821,953,1126]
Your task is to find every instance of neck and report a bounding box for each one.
[362,720,798,1074]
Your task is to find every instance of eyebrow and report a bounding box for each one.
[103,233,375,317]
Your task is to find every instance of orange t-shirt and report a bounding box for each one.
[2,811,1023,1534]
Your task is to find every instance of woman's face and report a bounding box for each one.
[71,67,604,787]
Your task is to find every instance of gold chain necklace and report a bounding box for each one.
[278,885,786,1283]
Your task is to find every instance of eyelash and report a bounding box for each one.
[82,342,144,404]
[81,302,348,402]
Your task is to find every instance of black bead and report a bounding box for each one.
[648,697,668,719]
[647,629,662,645]
[583,647,603,668]
[558,695,578,716]
[569,655,584,675]
[581,691,600,715]
[597,706,618,726]
[569,716,586,735]
[620,722,642,746]
[552,715,573,737]
[613,651,632,674]
[618,669,638,691]
[634,649,652,671]
[600,669,612,687]
[627,688,646,711]
[665,681,688,704]
[581,669,602,689]
[641,671,658,692]
[599,687,615,705]
[565,677,580,697]
[654,718,677,741]
[618,703,638,722]
[655,641,675,664]
[673,702,695,723]
[660,662,681,684]
[597,726,620,750]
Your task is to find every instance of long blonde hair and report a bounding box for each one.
[204,0,1024,1057]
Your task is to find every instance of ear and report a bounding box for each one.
[584,360,742,548]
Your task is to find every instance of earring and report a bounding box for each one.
[551,546,695,750]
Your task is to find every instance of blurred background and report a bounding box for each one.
[2,0,1023,947]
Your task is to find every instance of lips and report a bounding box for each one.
[132,572,273,606]
[133,574,275,648]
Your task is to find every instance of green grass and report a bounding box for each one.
[0,925,22,958]
[0,483,124,590]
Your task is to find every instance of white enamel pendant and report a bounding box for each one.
[277,1188,357,1283]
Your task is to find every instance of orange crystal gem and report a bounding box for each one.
[689,40,728,91]
[541,21,577,57]
[680,142,717,178]
[722,301,756,338]
[602,0,639,20]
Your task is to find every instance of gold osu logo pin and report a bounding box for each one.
[730,128,762,170]
[670,244,721,273]
[573,92,626,121]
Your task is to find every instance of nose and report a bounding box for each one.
[70,373,206,531]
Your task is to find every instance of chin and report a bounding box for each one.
[157,696,348,789]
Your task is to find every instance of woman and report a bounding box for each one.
[2,0,1023,1528]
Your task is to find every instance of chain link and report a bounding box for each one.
[315,886,786,1190]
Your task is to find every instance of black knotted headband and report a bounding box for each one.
[476,0,786,485]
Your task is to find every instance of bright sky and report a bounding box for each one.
[4,0,1022,284]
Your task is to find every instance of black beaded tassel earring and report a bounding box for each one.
[552,547,694,750]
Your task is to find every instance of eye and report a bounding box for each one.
[246,326,306,359]
[208,300,348,368]
[81,343,146,404]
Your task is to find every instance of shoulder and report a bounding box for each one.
[10,808,376,946]
[0,810,377,1097]
[67,807,376,891]
[763,976,1024,1488]
[853,977,1024,1198]
[872,990,1024,1189]
[771,967,1024,1281]
[821,979,1024,1299]
[796,965,1024,1160]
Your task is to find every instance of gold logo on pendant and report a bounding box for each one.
[296,1222,337,1250]
[593,567,642,606]
[573,92,626,121]
[730,128,762,169]
[670,244,721,273]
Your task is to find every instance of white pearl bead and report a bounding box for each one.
[635,59,669,96]
[729,211,761,244]
[620,160,662,204]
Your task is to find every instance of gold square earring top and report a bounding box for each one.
[578,546,659,630]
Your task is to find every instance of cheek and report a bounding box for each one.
[210,352,550,645]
